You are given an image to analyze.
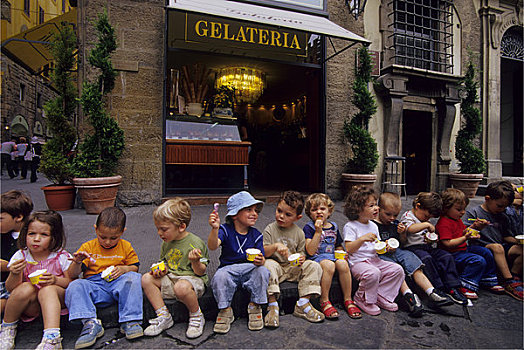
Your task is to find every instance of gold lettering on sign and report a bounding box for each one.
[191,19,302,50]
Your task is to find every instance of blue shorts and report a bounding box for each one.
[0,281,10,299]
[379,248,424,276]
[309,253,336,263]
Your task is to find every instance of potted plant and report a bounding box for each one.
[39,22,78,211]
[212,85,236,117]
[72,10,125,214]
[450,57,486,198]
[341,47,379,196]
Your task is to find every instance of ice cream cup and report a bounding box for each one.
[101,266,115,282]
[387,238,399,250]
[466,227,480,237]
[246,248,261,262]
[151,261,166,273]
[425,232,438,244]
[288,253,301,266]
[28,269,47,285]
[515,235,524,245]
[375,241,387,254]
[334,250,347,260]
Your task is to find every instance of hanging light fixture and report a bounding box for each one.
[215,67,265,104]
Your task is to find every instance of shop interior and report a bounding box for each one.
[165,46,323,195]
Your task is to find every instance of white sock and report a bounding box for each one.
[248,303,256,309]
[81,318,98,326]
[189,307,202,317]
[155,305,170,318]
[268,302,278,308]
[1,320,18,327]
[43,328,60,340]
[402,288,412,296]
[425,287,435,295]
[297,297,311,313]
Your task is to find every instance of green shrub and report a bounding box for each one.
[39,23,77,185]
[455,60,486,174]
[72,10,124,178]
[343,47,379,174]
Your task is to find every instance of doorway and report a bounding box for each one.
[403,110,432,194]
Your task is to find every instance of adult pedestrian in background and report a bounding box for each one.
[16,137,28,179]
[1,138,17,178]
[29,137,43,183]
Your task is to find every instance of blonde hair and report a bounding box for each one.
[378,192,402,211]
[304,193,334,220]
[412,192,442,217]
[153,198,191,227]
[441,188,468,211]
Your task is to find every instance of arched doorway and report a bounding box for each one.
[10,115,29,137]
[500,26,523,176]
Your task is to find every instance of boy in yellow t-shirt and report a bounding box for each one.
[65,207,143,349]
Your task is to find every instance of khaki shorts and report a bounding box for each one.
[160,273,206,300]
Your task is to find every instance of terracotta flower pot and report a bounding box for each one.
[341,173,377,198]
[73,175,122,214]
[449,173,483,198]
[41,185,76,211]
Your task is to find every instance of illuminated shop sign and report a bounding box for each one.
[183,12,308,55]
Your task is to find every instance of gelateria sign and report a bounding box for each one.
[182,13,308,55]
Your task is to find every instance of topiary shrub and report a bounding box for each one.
[343,46,379,174]
[455,59,486,174]
[72,10,124,178]
[39,22,78,185]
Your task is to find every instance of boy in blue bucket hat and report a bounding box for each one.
[208,191,270,334]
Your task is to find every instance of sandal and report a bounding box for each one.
[344,299,362,319]
[247,304,263,331]
[293,302,325,323]
[488,285,505,294]
[213,308,234,334]
[320,300,339,319]
[264,305,280,328]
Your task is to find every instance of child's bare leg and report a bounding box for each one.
[37,285,66,329]
[142,273,165,310]
[487,243,513,279]
[1,298,6,314]
[3,282,39,323]
[412,269,433,290]
[268,294,277,303]
[335,259,353,301]
[508,245,523,277]
[319,260,335,302]
[173,280,199,313]
[399,280,410,294]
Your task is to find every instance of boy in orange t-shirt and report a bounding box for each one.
[65,207,143,349]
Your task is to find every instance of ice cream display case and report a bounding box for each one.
[165,115,250,193]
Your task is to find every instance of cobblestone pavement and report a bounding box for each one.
[1,174,523,349]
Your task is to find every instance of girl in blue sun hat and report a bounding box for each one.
[207,191,270,334]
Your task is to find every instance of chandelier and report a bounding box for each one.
[215,67,265,104]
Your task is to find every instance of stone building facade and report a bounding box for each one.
[75,0,522,205]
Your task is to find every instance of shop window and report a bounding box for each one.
[39,7,44,24]
[23,0,29,17]
[1,0,11,23]
[19,84,25,102]
[387,0,453,74]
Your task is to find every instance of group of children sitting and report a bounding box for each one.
[0,180,522,350]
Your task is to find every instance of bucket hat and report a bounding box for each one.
[226,191,263,217]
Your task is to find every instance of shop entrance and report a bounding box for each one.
[402,110,432,194]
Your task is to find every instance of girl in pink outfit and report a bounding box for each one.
[342,185,405,316]
[1,211,73,350]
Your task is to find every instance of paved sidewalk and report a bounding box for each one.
[1,174,523,349]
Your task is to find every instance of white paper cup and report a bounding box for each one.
[246,248,261,262]
[425,232,438,244]
[375,241,387,254]
[28,269,47,285]
[334,250,347,260]
[288,253,301,266]
[515,235,524,245]
[151,261,166,273]
[101,266,115,282]
[387,238,399,249]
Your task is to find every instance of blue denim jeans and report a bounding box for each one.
[453,245,498,291]
[211,263,270,309]
[379,248,424,276]
[406,244,461,290]
[65,272,143,323]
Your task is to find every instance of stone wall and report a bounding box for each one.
[78,0,165,205]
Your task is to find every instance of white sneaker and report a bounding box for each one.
[36,336,63,350]
[143,315,174,336]
[186,313,205,339]
[0,323,17,350]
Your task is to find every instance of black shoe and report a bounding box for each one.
[428,289,453,307]
[447,288,468,305]
[403,292,424,318]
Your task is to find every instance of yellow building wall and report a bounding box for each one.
[1,0,73,42]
